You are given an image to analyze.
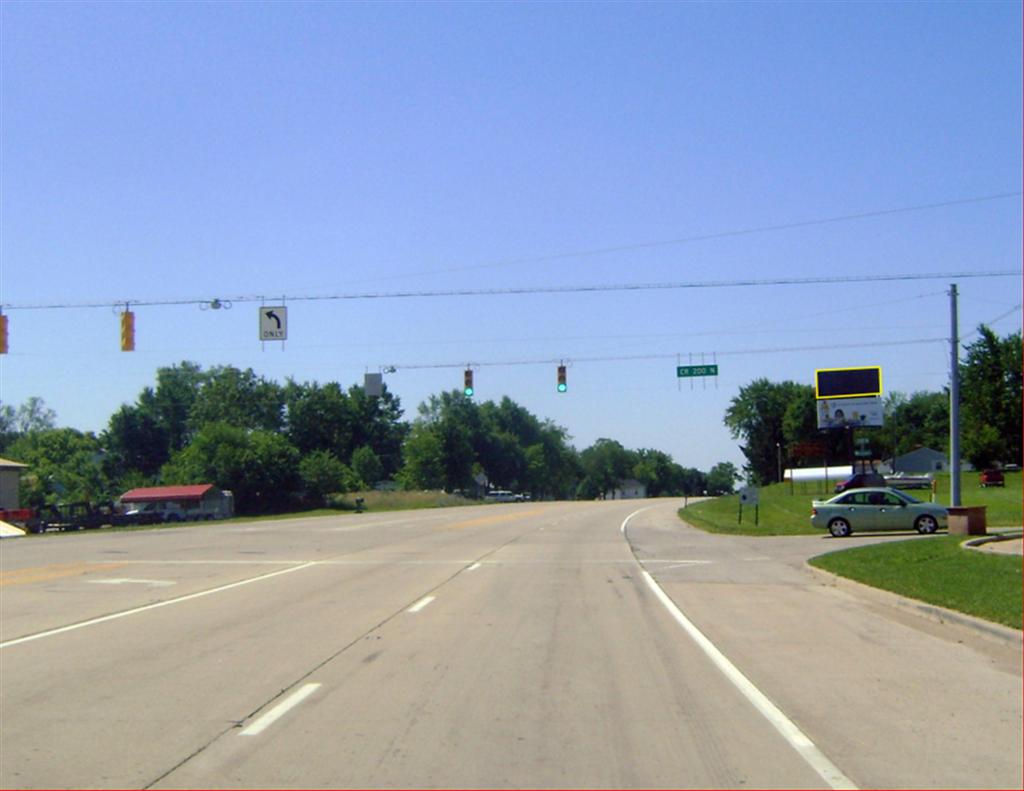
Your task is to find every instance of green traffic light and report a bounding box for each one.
[464,387,474,397]
[557,383,567,393]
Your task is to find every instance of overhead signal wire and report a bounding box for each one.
[2,270,1018,312]
[348,191,1022,282]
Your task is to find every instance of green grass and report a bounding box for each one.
[680,471,1022,537]
[809,535,1023,629]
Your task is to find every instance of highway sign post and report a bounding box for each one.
[739,486,759,525]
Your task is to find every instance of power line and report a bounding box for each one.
[382,337,949,372]
[2,270,1018,311]
[342,191,1024,283]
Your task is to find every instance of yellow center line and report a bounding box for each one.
[443,506,552,530]
[0,562,127,587]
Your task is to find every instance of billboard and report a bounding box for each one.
[815,366,882,399]
[817,397,884,429]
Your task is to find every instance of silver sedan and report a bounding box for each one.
[811,487,948,538]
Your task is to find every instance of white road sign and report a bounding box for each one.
[739,486,759,506]
[260,306,287,341]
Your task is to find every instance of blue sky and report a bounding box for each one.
[1,1,1020,473]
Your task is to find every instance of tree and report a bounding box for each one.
[960,326,1022,468]
[161,422,300,513]
[101,396,170,482]
[877,391,949,461]
[578,439,635,499]
[351,445,383,489]
[399,424,446,490]
[6,428,109,506]
[725,379,810,484]
[706,462,740,495]
[300,450,350,506]
[189,366,285,434]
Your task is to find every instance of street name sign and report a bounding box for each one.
[677,364,719,378]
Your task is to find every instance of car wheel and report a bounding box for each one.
[915,515,938,534]
[828,518,852,538]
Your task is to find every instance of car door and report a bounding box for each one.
[834,491,882,530]
[876,491,909,530]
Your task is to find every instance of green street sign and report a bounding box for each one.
[677,364,719,378]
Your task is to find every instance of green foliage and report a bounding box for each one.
[299,449,351,505]
[725,379,812,484]
[578,438,633,499]
[6,428,108,506]
[0,397,58,452]
[877,391,949,460]
[161,422,300,513]
[960,326,1022,468]
[350,445,383,489]
[189,365,285,433]
[706,462,740,495]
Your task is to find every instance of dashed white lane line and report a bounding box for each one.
[87,578,176,588]
[1,562,320,649]
[467,562,482,571]
[407,595,436,613]
[239,683,322,736]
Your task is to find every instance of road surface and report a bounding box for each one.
[1,500,1020,789]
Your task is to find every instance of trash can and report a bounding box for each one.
[947,506,986,536]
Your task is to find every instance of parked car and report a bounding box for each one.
[979,469,1005,488]
[811,487,948,537]
[833,472,886,493]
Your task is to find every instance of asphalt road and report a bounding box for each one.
[1,500,1020,789]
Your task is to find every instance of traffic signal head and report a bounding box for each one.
[557,365,567,392]
[463,369,474,397]
[0,314,7,355]
[120,310,135,352]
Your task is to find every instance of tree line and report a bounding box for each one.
[1,362,738,513]
[724,326,1021,484]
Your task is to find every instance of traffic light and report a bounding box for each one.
[557,364,567,392]
[0,314,7,355]
[120,310,135,352]
[463,368,474,397]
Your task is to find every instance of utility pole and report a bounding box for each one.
[949,284,961,507]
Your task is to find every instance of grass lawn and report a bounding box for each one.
[809,535,1023,630]
[680,471,1022,537]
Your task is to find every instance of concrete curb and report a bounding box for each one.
[961,531,1024,551]
[805,563,1023,648]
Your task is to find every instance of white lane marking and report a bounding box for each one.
[407,595,436,613]
[620,505,656,534]
[660,561,713,571]
[1,562,319,649]
[467,562,482,571]
[87,578,176,587]
[640,570,857,790]
[239,683,321,736]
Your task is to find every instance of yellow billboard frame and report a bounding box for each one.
[815,366,882,400]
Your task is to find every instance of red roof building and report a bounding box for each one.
[120,484,215,503]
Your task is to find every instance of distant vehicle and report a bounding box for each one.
[833,472,886,493]
[811,487,948,537]
[979,469,1005,487]
[484,490,517,503]
[884,473,933,490]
